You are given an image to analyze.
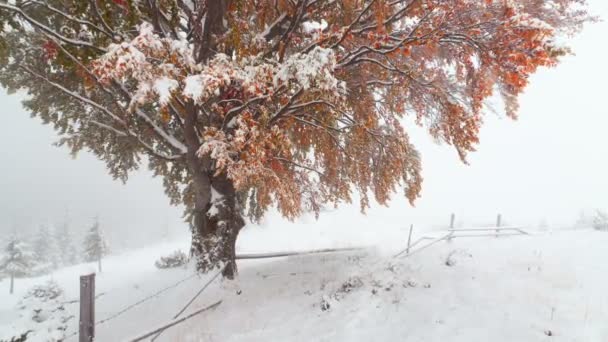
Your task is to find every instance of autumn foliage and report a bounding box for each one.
[0,0,591,276]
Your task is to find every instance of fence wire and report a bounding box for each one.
[63,272,199,340]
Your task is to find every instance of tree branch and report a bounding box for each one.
[0,2,106,52]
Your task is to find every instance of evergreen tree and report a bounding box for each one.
[0,237,35,294]
[33,224,60,273]
[83,217,107,272]
[574,210,591,229]
[592,210,608,231]
[55,217,77,266]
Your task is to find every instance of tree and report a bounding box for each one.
[83,217,107,272]
[33,224,60,273]
[0,237,35,294]
[0,0,591,278]
[592,210,608,231]
[55,216,78,266]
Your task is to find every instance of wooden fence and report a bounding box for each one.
[74,213,529,340]
[395,213,531,258]
[72,247,363,341]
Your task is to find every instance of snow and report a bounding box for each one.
[181,228,608,342]
[206,187,225,218]
[274,46,343,93]
[1,281,70,342]
[153,77,179,105]
[197,134,233,171]
[302,20,328,33]
[182,75,206,102]
[181,54,238,103]
[181,46,344,105]
[1,215,607,341]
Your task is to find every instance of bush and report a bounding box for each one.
[154,250,189,269]
[592,210,608,231]
[1,281,71,342]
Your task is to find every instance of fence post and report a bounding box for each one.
[79,273,95,342]
[496,214,502,237]
[406,224,414,255]
[448,213,455,242]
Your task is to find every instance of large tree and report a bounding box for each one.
[0,0,591,278]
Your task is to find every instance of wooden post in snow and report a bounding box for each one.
[9,272,14,294]
[79,273,95,342]
[496,214,502,237]
[406,224,414,255]
[448,213,455,242]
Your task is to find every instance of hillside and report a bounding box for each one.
[1,224,607,341]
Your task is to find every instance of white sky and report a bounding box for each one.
[0,93,182,249]
[1,1,607,246]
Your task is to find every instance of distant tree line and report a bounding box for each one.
[0,216,107,294]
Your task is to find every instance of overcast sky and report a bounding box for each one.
[0,94,184,249]
[1,1,607,248]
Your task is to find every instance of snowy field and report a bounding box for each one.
[1,212,607,341]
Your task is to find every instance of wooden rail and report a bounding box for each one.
[448,227,530,235]
[128,301,222,342]
[236,247,363,260]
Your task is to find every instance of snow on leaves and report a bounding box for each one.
[93,23,343,112]
[91,20,348,218]
[274,46,343,92]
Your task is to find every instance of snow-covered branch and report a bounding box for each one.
[0,2,106,52]
[19,65,125,125]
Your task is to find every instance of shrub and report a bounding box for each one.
[1,281,71,342]
[154,250,189,269]
[592,210,608,231]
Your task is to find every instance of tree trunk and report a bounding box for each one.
[98,257,102,273]
[9,272,14,294]
[183,0,238,277]
[194,0,230,63]
[190,173,244,279]
[183,99,244,279]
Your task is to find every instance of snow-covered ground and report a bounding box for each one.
[1,212,607,341]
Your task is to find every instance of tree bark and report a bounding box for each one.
[183,100,244,279]
[194,0,230,64]
[189,173,244,279]
[9,272,14,294]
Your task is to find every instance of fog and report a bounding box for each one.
[0,92,185,250]
[1,1,607,250]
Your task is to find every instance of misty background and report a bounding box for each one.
[1,1,607,252]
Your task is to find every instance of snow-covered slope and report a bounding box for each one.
[171,229,608,342]
[1,223,607,341]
